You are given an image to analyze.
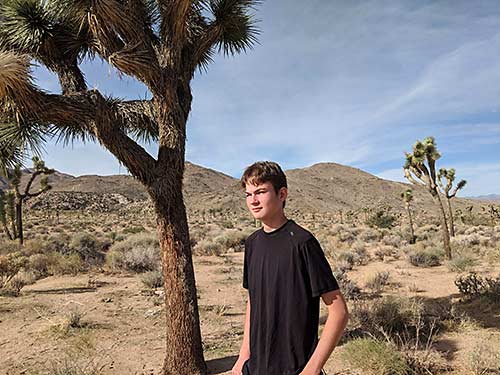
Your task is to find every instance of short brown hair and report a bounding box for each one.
[240,161,287,194]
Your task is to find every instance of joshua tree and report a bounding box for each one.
[0,1,259,373]
[404,137,452,259]
[401,189,416,244]
[1,156,53,244]
[437,168,466,237]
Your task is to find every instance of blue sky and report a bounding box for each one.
[34,0,500,196]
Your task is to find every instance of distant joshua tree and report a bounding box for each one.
[404,137,452,259]
[401,189,416,244]
[0,157,53,244]
[437,168,466,237]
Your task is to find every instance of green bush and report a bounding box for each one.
[342,337,410,375]
[366,210,396,229]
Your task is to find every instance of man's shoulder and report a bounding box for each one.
[288,220,316,245]
[245,228,261,244]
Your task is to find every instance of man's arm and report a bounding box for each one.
[300,290,349,375]
[231,297,251,375]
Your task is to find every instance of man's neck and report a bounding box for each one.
[262,215,289,233]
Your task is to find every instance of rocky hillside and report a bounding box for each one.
[1,161,491,219]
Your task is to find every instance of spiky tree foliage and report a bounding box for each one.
[0,1,260,373]
[1,156,54,244]
[437,168,466,237]
[400,189,416,244]
[403,137,452,259]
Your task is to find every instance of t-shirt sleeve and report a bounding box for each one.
[302,237,339,297]
[243,239,249,289]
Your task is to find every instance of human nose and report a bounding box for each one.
[249,193,259,204]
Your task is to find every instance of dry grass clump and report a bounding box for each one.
[447,253,477,272]
[358,227,383,242]
[193,238,225,256]
[467,338,500,375]
[106,232,159,272]
[365,271,391,293]
[381,234,403,248]
[333,268,362,300]
[341,337,410,375]
[414,224,439,241]
[141,270,164,289]
[349,296,425,338]
[373,245,398,261]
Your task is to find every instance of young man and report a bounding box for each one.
[232,161,349,375]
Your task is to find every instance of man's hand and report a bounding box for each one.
[231,356,249,375]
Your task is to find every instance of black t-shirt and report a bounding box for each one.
[243,219,339,375]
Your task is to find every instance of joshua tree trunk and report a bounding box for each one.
[432,193,452,259]
[446,198,455,237]
[15,200,23,245]
[404,202,416,244]
[150,180,206,375]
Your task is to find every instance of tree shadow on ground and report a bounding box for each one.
[419,295,500,331]
[26,286,97,294]
[206,355,238,374]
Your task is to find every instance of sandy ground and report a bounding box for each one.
[0,252,499,374]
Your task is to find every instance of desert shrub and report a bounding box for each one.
[106,233,160,272]
[408,248,442,267]
[455,272,500,305]
[351,241,370,264]
[193,238,225,256]
[0,252,28,289]
[382,234,402,248]
[141,270,164,289]
[214,229,248,252]
[342,337,410,375]
[373,245,398,261]
[358,227,382,242]
[28,253,55,277]
[365,271,390,293]
[467,339,500,375]
[48,253,86,275]
[70,233,106,264]
[20,239,45,256]
[122,225,145,234]
[333,268,361,300]
[414,224,439,241]
[366,210,396,229]
[447,254,476,272]
[0,240,20,255]
[350,296,424,337]
[44,233,72,254]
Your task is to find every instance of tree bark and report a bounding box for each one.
[446,198,455,237]
[15,200,23,245]
[432,194,452,259]
[405,202,416,244]
[148,171,206,375]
